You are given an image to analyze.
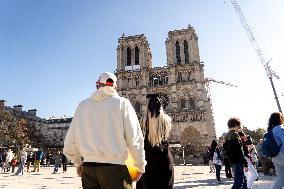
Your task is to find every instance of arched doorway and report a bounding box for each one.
[180,126,202,146]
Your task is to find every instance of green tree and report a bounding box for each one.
[246,127,266,143]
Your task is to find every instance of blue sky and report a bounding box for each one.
[0,0,284,136]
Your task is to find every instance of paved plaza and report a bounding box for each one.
[0,165,277,189]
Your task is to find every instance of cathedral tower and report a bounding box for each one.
[116,34,152,90]
[166,25,200,66]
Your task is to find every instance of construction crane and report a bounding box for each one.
[230,0,282,113]
[205,77,238,100]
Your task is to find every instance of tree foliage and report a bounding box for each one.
[0,109,45,148]
[0,110,28,147]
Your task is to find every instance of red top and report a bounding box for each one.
[11,159,17,166]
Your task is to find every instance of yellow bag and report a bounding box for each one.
[125,153,139,180]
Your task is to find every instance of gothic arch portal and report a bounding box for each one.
[180,126,202,146]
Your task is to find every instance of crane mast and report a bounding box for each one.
[230,0,282,113]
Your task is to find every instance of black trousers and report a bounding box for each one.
[224,158,232,178]
[214,164,222,181]
[62,163,67,172]
[82,163,132,189]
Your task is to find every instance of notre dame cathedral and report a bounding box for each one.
[115,25,216,145]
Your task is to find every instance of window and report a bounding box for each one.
[184,40,189,64]
[158,75,161,85]
[160,76,165,85]
[165,76,168,84]
[189,98,196,110]
[126,47,131,66]
[153,78,158,86]
[175,41,181,64]
[135,46,139,65]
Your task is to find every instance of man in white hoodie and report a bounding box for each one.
[64,72,146,189]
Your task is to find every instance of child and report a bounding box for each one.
[11,157,17,173]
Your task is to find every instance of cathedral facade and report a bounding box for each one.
[115,26,216,145]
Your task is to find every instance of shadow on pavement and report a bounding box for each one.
[174,178,233,189]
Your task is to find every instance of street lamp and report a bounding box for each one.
[182,146,186,165]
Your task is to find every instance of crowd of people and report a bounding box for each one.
[0,148,69,175]
[206,113,284,189]
[1,71,284,189]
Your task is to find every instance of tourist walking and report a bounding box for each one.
[26,152,33,172]
[223,117,248,189]
[208,146,215,173]
[42,156,47,167]
[11,156,17,173]
[256,139,271,175]
[6,149,14,172]
[136,94,174,189]
[32,148,43,172]
[64,72,146,189]
[46,152,51,166]
[210,140,223,184]
[14,147,27,175]
[238,132,258,189]
[222,141,233,178]
[1,151,9,173]
[248,143,258,169]
[202,147,210,165]
[62,153,68,173]
[248,142,258,181]
[53,151,61,174]
[267,112,284,189]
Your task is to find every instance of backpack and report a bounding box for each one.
[262,131,282,157]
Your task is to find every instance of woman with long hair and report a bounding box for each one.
[210,140,222,183]
[136,94,174,189]
[267,112,284,189]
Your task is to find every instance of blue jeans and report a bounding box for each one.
[53,163,59,173]
[232,163,247,189]
[272,152,284,189]
[15,160,26,175]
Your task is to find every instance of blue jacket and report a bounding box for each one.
[272,124,284,153]
[36,151,43,160]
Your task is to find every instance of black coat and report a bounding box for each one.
[136,140,174,189]
[224,130,248,167]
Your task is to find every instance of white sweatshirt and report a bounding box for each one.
[63,86,146,172]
